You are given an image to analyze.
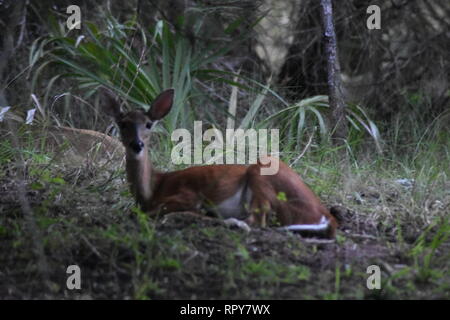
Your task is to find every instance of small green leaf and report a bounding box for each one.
[277,191,287,202]
[31,182,44,190]
[51,177,65,185]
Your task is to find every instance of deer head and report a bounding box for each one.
[104,89,174,156]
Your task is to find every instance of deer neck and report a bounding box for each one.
[125,147,155,211]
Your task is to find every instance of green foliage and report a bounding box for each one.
[0,138,14,167]
[241,259,311,284]
[262,95,328,146]
[276,191,287,202]
[410,218,450,283]
[346,104,383,154]
[31,16,235,132]
[258,95,382,155]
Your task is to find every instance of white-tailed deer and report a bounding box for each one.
[104,89,338,238]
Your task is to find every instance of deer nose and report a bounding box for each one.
[129,140,144,153]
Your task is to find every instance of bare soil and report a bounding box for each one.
[0,164,448,300]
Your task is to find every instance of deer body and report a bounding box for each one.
[105,89,337,238]
[149,164,251,218]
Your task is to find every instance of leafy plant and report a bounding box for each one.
[263,95,329,144]
[410,218,450,283]
[258,96,382,154]
[31,15,234,132]
[346,104,383,154]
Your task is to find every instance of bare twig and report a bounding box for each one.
[290,130,314,167]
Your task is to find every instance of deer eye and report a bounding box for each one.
[146,122,152,129]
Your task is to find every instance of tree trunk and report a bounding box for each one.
[320,0,347,145]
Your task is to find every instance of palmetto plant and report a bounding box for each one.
[259,95,383,154]
[262,95,329,147]
[31,16,231,133]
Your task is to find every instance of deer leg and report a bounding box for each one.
[245,197,271,227]
[151,190,201,216]
[244,165,274,228]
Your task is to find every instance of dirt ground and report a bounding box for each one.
[0,161,449,300]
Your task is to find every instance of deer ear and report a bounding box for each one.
[102,89,122,122]
[148,89,174,120]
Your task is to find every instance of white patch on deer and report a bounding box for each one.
[216,184,252,219]
[282,215,329,232]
